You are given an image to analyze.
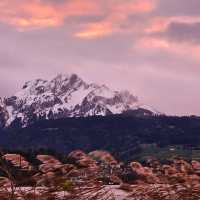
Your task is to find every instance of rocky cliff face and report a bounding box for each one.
[1,74,158,126]
[0,98,8,128]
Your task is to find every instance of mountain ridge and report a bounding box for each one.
[0,73,159,127]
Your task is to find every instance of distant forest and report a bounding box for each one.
[0,115,200,162]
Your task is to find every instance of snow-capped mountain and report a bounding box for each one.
[1,74,158,127]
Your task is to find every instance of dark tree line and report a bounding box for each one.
[0,115,200,161]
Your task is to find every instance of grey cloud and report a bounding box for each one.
[148,21,200,53]
[157,0,200,16]
[163,22,200,43]
[41,0,68,5]
[65,15,105,24]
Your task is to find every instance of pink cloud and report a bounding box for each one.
[0,0,157,37]
[145,16,200,33]
[138,37,170,49]
[137,36,200,63]
[0,0,101,30]
[75,0,157,39]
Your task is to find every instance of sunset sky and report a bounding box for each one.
[0,0,200,115]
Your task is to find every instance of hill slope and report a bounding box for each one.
[1,115,200,161]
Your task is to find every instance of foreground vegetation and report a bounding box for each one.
[0,149,200,199]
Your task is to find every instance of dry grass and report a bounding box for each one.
[127,183,200,200]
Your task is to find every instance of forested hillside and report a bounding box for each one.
[1,115,200,162]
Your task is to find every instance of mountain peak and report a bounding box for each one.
[1,73,158,126]
[52,73,80,83]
